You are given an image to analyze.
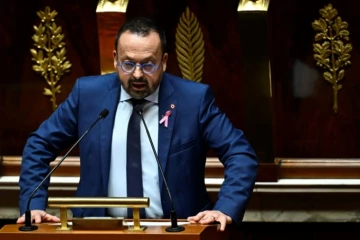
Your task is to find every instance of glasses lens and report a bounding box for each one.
[142,64,155,74]
[122,62,135,72]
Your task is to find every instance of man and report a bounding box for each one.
[17,17,258,231]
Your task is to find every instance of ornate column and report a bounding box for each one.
[96,0,129,74]
[237,0,273,163]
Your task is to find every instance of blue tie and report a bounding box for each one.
[127,99,146,219]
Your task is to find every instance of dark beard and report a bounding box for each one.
[127,78,150,99]
[116,71,163,100]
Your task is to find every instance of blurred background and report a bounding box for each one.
[1,0,360,238]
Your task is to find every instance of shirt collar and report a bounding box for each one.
[119,84,159,103]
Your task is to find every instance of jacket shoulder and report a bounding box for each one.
[76,72,119,90]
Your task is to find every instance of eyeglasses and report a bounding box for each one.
[117,61,161,74]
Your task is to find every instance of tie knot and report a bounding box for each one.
[129,98,147,112]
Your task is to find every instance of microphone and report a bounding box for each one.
[134,104,185,232]
[19,109,109,231]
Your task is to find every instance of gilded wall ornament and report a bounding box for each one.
[312,4,352,113]
[175,7,205,82]
[30,7,71,111]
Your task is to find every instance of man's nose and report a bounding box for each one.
[132,66,143,79]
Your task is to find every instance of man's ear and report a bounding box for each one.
[162,53,168,72]
[113,50,117,69]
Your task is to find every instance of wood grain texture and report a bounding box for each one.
[0,222,228,240]
[275,158,360,178]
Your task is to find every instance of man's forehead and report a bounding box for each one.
[117,31,162,57]
[118,31,161,46]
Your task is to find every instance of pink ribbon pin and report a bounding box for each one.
[159,110,171,127]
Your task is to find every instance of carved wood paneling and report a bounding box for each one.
[2,0,360,182]
[269,0,360,158]
[1,0,248,160]
[1,0,100,156]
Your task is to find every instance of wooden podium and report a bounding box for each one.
[0,221,228,240]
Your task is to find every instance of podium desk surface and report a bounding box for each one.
[0,222,228,240]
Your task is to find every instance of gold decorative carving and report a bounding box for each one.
[237,0,270,12]
[312,4,352,113]
[175,7,205,82]
[30,6,71,111]
[96,0,129,13]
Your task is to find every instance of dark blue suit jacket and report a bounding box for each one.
[19,72,258,223]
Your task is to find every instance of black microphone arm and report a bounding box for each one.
[19,109,109,231]
[135,105,185,232]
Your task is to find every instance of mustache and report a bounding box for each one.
[129,78,148,84]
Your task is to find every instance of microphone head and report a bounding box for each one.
[130,98,146,114]
[134,104,143,113]
[99,109,109,119]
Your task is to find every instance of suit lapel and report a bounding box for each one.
[100,77,120,193]
[158,73,176,191]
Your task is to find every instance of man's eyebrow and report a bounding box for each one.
[142,56,156,62]
[120,56,156,62]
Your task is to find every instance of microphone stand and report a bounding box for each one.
[18,109,109,231]
[135,105,185,232]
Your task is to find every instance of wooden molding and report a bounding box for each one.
[275,158,360,179]
[1,156,80,177]
[0,156,277,182]
[9,156,358,181]
[206,158,277,181]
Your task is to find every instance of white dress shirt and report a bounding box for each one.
[107,85,163,218]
